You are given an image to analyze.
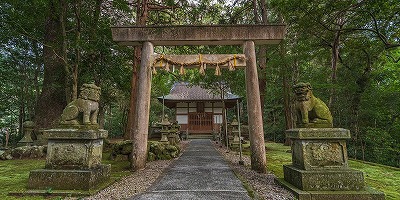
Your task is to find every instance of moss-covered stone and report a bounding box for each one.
[110,140,180,162]
[283,165,365,191]
[282,128,385,199]
[28,164,110,190]
[293,82,333,128]
[286,128,350,139]
[276,178,385,200]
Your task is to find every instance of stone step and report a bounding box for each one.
[188,134,214,139]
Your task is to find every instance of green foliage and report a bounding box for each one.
[362,128,399,167]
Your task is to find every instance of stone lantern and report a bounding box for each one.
[170,121,180,145]
[160,115,170,143]
[230,115,240,148]
[18,121,35,146]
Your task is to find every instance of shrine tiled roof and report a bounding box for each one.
[159,82,241,101]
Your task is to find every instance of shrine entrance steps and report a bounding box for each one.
[130,139,251,200]
[187,134,214,140]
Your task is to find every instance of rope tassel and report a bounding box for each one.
[152,67,157,75]
[165,62,170,72]
[199,63,205,75]
[215,64,221,76]
[228,61,235,71]
[179,65,185,75]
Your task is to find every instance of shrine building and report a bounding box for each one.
[158,82,241,136]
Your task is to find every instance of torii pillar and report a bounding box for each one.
[112,25,286,172]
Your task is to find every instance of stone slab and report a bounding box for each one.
[173,156,228,168]
[43,129,108,140]
[152,167,245,191]
[286,128,350,139]
[28,164,110,190]
[111,25,286,46]
[283,165,365,191]
[8,190,91,197]
[132,191,251,200]
[275,178,385,200]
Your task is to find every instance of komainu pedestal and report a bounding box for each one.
[28,129,110,190]
[279,128,384,200]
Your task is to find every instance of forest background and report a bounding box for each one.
[0,0,399,167]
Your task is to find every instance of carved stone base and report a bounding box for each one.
[28,164,110,190]
[275,178,385,200]
[281,128,385,200]
[43,129,108,169]
[283,165,364,191]
[286,128,350,170]
[28,128,110,190]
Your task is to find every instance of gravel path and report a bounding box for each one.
[213,141,294,200]
[84,141,189,200]
[83,140,292,200]
[132,139,251,200]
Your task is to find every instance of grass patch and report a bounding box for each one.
[0,159,45,200]
[348,160,400,199]
[0,152,131,200]
[262,142,400,200]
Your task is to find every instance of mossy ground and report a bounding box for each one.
[240,142,399,200]
[0,152,131,200]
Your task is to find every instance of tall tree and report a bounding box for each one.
[35,0,67,129]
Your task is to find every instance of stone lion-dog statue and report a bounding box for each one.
[293,82,333,128]
[60,83,101,126]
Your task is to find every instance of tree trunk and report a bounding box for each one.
[125,47,140,140]
[71,0,82,101]
[125,0,148,140]
[280,41,294,145]
[131,41,153,171]
[244,41,267,173]
[258,46,267,118]
[254,0,268,121]
[328,30,340,110]
[34,0,67,129]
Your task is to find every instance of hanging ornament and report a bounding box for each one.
[215,64,221,76]
[152,66,157,75]
[179,65,185,75]
[228,61,235,71]
[165,62,170,72]
[203,63,206,70]
[199,63,205,76]
[233,54,237,67]
[172,64,175,72]
[159,55,163,68]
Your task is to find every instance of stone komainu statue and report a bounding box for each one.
[60,83,101,126]
[293,82,333,128]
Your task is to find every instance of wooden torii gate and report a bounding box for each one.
[111,25,286,173]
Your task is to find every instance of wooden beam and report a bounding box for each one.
[151,54,246,69]
[111,25,286,46]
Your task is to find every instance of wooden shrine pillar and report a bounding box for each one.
[131,41,153,170]
[243,41,267,173]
